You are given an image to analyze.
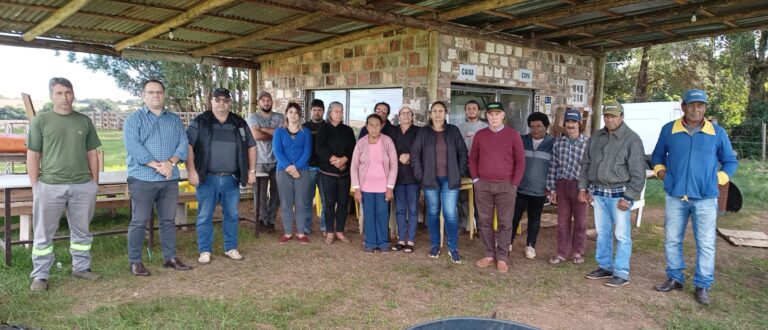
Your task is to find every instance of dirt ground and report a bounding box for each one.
[57,202,768,329]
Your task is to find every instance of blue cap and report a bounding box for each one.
[564,109,581,122]
[683,89,708,104]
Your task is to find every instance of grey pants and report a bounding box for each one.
[127,178,179,263]
[276,170,310,235]
[256,163,280,224]
[30,180,98,280]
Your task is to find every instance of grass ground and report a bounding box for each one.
[1,139,767,328]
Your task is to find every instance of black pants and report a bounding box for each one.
[511,193,546,247]
[319,173,351,233]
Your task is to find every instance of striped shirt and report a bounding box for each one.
[124,107,188,181]
[546,134,588,192]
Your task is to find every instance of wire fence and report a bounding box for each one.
[729,122,767,161]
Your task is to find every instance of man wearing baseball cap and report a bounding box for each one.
[247,91,285,233]
[580,101,646,287]
[546,108,589,265]
[651,89,738,304]
[469,102,525,273]
[187,87,257,264]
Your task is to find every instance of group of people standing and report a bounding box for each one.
[26,77,738,306]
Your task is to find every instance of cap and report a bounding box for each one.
[683,89,708,104]
[486,102,504,112]
[212,87,231,98]
[564,109,581,122]
[257,91,272,100]
[603,101,623,116]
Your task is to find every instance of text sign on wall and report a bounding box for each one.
[518,69,533,83]
[458,64,477,81]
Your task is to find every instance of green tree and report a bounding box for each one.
[0,105,26,119]
[84,99,121,112]
[71,54,250,114]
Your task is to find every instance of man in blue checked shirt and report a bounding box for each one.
[124,79,192,276]
[578,101,646,288]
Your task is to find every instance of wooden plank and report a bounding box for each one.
[21,93,36,120]
[718,228,768,248]
[21,0,90,42]
[114,0,237,51]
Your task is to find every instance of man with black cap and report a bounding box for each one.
[580,101,646,287]
[651,89,738,305]
[469,102,525,273]
[187,87,257,264]
[247,91,285,233]
[303,99,326,235]
[547,108,589,265]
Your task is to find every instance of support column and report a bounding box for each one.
[427,31,439,105]
[592,55,606,133]
[248,68,258,116]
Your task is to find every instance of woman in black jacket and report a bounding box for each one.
[410,101,468,263]
[391,106,421,253]
[315,101,356,245]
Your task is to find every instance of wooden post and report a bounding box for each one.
[592,55,606,133]
[21,93,36,120]
[427,30,439,104]
[762,121,766,161]
[248,69,258,116]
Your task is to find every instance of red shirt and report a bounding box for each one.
[469,126,526,186]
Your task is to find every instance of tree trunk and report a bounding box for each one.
[634,46,650,102]
[746,31,768,119]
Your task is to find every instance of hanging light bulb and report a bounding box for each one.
[691,12,697,23]
[168,29,175,39]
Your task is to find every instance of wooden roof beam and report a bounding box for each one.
[437,0,528,21]
[534,22,560,29]
[484,10,517,20]
[573,7,768,46]
[600,10,623,18]
[535,0,745,39]
[255,0,597,63]
[491,0,642,31]
[723,21,739,28]
[604,22,768,51]
[114,0,236,51]
[393,2,441,13]
[22,0,90,41]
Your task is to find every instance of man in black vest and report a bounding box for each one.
[186,88,256,264]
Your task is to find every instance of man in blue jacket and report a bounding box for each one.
[651,89,738,305]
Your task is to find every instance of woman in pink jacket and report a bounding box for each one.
[352,114,399,254]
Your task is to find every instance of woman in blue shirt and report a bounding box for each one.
[273,102,312,244]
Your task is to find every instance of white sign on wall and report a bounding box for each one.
[518,69,533,83]
[458,64,477,81]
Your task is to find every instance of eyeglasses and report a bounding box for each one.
[213,97,231,103]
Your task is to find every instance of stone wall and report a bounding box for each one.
[257,28,596,125]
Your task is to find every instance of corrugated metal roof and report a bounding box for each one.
[0,0,766,66]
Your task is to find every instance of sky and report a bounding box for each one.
[0,45,136,102]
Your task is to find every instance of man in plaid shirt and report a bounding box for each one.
[546,109,589,265]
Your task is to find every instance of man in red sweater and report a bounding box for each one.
[469,102,525,273]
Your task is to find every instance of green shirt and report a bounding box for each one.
[27,111,101,184]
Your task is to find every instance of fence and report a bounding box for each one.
[86,112,198,130]
[728,122,767,161]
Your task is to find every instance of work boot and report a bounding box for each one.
[654,279,684,292]
[695,287,711,305]
[71,269,101,281]
[30,278,48,292]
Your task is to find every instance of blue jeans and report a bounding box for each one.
[195,175,240,253]
[424,177,460,251]
[304,167,326,233]
[395,183,419,242]
[363,192,390,250]
[593,195,633,280]
[664,195,718,288]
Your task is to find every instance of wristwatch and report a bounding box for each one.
[249,169,257,174]
[169,159,178,167]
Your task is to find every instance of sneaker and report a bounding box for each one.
[30,278,48,291]
[604,276,630,287]
[586,268,614,280]
[297,236,310,245]
[71,269,101,281]
[198,252,211,264]
[278,235,293,244]
[525,246,536,259]
[475,257,495,268]
[449,250,462,264]
[428,246,440,258]
[224,249,244,261]
[364,246,375,255]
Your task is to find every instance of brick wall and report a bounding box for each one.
[258,28,432,123]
